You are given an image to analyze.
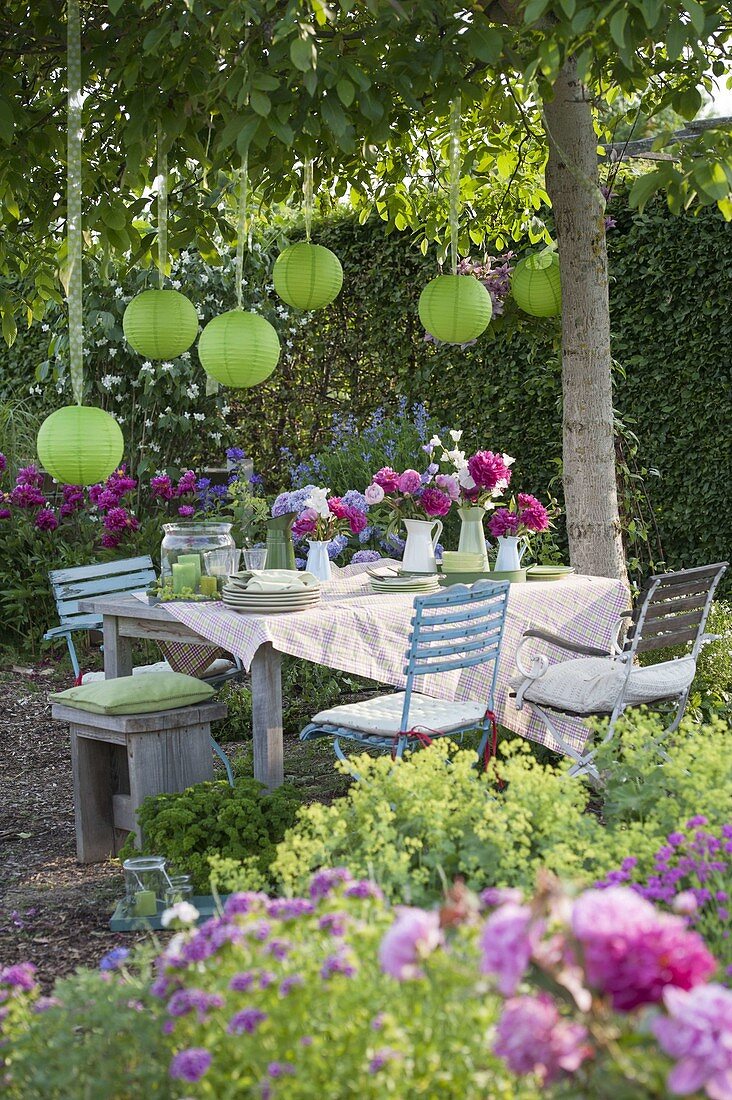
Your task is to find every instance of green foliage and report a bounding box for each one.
[262,714,732,905]
[3,951,172,1098]
[120,776,303,893]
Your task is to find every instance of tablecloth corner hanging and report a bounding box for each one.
[418,97,493,345]
[198,154,281,388]
[35,0,123,487]
[122,128,199,360]
[272,159,343,311]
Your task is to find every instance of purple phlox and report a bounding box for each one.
[368,1048,403,1074]
[320,949,358,980]
[224,891,269,917]
[266,897,315,920]
[279,974,304,996]
[309,867,353,900]
[267,1062,296,1078]
[318,911,349,937]
[227,1007,268,1035]
[0,962,37,992]
[169,1047,212,1083]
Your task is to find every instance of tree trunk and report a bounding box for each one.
[544,58,628,585]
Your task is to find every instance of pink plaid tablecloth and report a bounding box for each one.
[163,563,629,755]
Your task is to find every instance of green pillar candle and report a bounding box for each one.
[172,562,197,594]
[199,575,218,597]
[177,553,202,587]
[134,889,157,917]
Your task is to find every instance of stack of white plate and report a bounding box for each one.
[369,572,441,595]
[222,575,321,614]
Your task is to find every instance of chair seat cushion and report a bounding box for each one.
[50,671,215,716]
[515,655,696,715]
[311,692,487,736]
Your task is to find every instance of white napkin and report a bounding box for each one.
[244,570,320,593]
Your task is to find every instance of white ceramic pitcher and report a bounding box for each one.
[494,535,526,573]
[402,518,443,574]
[306,540,332,582]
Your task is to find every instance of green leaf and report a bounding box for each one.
[523,0,551,23]
[235,116,261,155]
[628,169,664,212]
[108,0,125,12]
[100,205,126,230]
[336,78,355,107]
[0,100,14,145]
[2,310,17,347]
[675,87,702,121]
[684,0,706,34]
[609,8,627,47]
[249,90,271,117]
[665,19,687,61]
[290,38,316,72]
[252,74,280,92]
[465,23,502,65]
[693,161,730,202]
[321,95,347,137]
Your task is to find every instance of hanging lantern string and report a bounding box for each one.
[156,124,168,289]
[303,157,314,243]
[235,153,249,310]
[448,95,462,277]
[67,0,83,406]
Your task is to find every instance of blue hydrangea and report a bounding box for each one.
[328,534,349,559]
[359,525,374,544]
[352,550,382,564]
[342,489,368,514]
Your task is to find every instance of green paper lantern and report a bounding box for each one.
[273,242,343,310]
[122,289,199,360]
[512,251,562,317]
[418,274,492,344]
[198,310,280,389]
[37,405,124,486]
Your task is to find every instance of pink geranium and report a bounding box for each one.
[378,907,442,980]
[373,467,400,493]
[419,487,452,518]
[652,983,732,1099]
[572,887,716,1011]
[494,994,592,1085]
[467,451,512,492]
[397,469,422,495]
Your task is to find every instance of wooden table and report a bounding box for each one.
[78,595,285,789]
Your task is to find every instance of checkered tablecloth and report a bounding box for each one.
[162,563,629,755]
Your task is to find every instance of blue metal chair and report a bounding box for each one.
[44,555,240,786]
[300,579,510,766]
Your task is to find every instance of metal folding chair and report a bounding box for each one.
[512,562,728,779]
[300,579,510,768]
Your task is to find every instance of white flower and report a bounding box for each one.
[457,466,476,491]
[186,383,199,399]
[221,405,230,416]
[193,412,205,422]
[211,432,221,442]
[108,347,117,357]
[171,279,181,290]
[149,441,160,452]
[449,429,463,442]
[142,360,153,371]
[429,434,442,448]
[180,351,191,360]
[114,286,124,297]
[144,419,153,428]
[161,361,174,372]
[306,486,331,518]
[502,453,515,467]
[200,274,209,285]
[160,901,199,928]
[41,323,49,332]
[182,411,190,420]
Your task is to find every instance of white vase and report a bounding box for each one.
[402,518,443,574]
[494,535,525,573]
[306,540,332,582]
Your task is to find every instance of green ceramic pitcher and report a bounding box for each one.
[265,512,297,570]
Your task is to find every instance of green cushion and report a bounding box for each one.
[50,672,215,715]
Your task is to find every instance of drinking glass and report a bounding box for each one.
[164,875,194,907]
[243,547,268,570]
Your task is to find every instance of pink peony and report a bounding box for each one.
[292,509,318,539]
[517,493,550,533]
[652,983,732,1099]
[379,907,443,980]
[365,482,385,505]
[467,451,512,492]
[572,887,717,1011]
[397,469,422,495]
[494,994,592,1085]
[420,487,452,518]
[346,507,368,535]
[435,473,460,501]
[327,497,348,520]
[372,467,400,493]
[488,508,520,539]
[479,902,536,995]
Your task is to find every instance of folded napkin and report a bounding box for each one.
[242,569,320,594]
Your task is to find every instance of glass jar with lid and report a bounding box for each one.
[160,521,238,597]
[122,855,171,917]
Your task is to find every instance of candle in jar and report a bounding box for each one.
[172,562,197,594]
[177,553,202,587]
[198,575,218,597]
[134,889,157,917]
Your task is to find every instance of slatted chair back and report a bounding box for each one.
[400,579,510,733]
[49,556,157,630]
[624,562,727,657]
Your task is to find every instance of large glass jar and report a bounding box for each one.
[160,521,237,597]
[122,855,171,917]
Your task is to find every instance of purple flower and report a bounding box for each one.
[479,903,536,995]
[687,816,709,828]
[435,473,460,501]
[653,983,732,1099]
[229,971,256,992]
[150,474,175,501]
[169,1048,212,1083]
[516,492,550,533]
[227,447,246,464]
[266,938,293,960]
[368,1048,402,1074]
[279,974,304,996]
[319,912,349,936]
[378,907,442,980]
[104,506,139,533]
[494,994,591,1085]
[572,887,717,1011]
[0,452,6,473]
[320,951,357,980]
[372,467,400,493]
[351,549,382,564]
[176,470,197,496]
[467,451,512,492]
[99,947,130,971]
[420,487,452,518]
[344,880,385,901]
[10,483,45,507]
[228,1007,267,1035]
[480,887,524,909]
[224,891,268,917]
[266,897,314,920]
[34,507,58,531]
[0,962,37,991]
[177,504,195,518]
[17,464,43,487]
[267,1062,295,1078]
[397,469,421,494]
[0,507,10,519]
[309,867,353,900]
[488,508,521,538]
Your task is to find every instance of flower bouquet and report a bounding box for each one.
[488,493,552,573]
[427,430,514,510]
[365,467,454,531]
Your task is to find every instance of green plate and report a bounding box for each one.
[438,569,526,585]
[526,565,575,582]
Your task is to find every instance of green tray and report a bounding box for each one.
[109,894,229,932]
[438,568,526,585]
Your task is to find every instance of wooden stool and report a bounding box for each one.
[51,701,227,863]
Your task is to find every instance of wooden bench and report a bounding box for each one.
[51,700,227,863]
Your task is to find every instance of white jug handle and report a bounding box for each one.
[430,520,443,549]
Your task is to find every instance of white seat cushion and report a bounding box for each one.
[311,692,487,736]
[81,658,234,686]
[515,655,696,715]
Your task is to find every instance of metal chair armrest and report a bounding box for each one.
[522,628,611,658]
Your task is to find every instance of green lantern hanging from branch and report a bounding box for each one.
[199,155,281,389]
[273,160,343,311]
[512,250,562,317]
[122,129,199,360]
[418,97,492,345]
[35,0,122,487]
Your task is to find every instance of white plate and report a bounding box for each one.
[223,595,321,607]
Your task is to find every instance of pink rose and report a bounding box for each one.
[396,469,421,495]
[365,483,385,505]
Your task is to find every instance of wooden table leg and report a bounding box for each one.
[103,614,134,679]
[251,643,284,789]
